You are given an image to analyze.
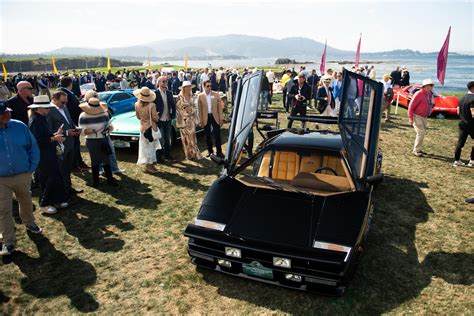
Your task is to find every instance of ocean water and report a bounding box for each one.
[162,55,473,93]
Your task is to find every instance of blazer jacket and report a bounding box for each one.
[197,91,224,127]
[154,89,176,120]
[47,106,76,153]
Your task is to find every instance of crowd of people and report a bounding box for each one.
[0,62,472,255]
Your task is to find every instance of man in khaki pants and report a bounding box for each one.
[408,79,435,156]
[0,101,42,256]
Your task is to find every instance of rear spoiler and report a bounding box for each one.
[288,115,338,125]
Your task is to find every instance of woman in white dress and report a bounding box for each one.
[134,87,161,174]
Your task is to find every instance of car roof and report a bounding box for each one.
[270,131,343,151]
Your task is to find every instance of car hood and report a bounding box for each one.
[110,111,139,135]
[224,186,369,249]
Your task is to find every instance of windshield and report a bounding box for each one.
[81,83,95,90]
[98,93,110,102]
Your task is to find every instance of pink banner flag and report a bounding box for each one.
[437,26,451,86]
[320,40,327,75]
[355,33,362,67]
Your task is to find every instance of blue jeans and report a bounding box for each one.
[260,91,269,111]
[157,120,172,159]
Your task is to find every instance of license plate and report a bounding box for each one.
[113,140,130,148]
[242,261,273,280]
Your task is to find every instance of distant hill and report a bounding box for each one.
[5,34,468,61]
[44,35,350,59]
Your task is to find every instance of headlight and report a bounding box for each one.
[217,259,232,268]
[225,247,241,258]
[194,218,226,231]
[273,257,291,268]
[285,274,302,282]
[313,241,352,262]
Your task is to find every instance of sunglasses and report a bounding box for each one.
[205,85,211,88]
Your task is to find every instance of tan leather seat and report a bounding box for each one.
[258,152,272,177]
[300,154,323,173]
[272,151,300,180]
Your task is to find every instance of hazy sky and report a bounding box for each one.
[1,0,473,54]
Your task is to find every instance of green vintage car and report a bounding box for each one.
[109,110,180,148]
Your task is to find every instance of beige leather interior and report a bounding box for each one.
[256,150,354,193]
[290,172,352,192]
[272,151,300,180]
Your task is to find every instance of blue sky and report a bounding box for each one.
[0,0,472,54]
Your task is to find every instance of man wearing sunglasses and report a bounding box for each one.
[5,81,34,125]
[198,80,224,158]
[47,90,83,194]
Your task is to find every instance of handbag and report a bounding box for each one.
[144,104,161,142]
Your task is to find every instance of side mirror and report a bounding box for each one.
[210,154,226,166]
[366,173,384,186]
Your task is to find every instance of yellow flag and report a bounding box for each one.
[52,55,58,74]
[184,51,188,71]
[2,63,7,81]
[107,55,111,70]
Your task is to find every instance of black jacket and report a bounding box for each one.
[95,77,107,92]
[400,72,410,87]
[6,95,32,125]
[459,93,474,133]
[47,106,76,153]
[59,87,81,125]
[288,82,311,108]
[29,113,60,176]
[390,70,402,86]
[316,85,335,113]
[154,89,176,120]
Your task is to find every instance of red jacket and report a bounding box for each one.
[408,89,433,121]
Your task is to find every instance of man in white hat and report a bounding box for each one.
[0,100,42,256]
[408,79,435,156]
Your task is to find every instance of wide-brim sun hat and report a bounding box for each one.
[422,79,435,86]
[28,95,54,109]
[179,81,196,90]
[79,97,108,115]
[133,87,156,103]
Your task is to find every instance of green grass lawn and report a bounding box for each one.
[1,95,473,314]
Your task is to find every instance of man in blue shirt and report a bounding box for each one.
[0,101,42,256]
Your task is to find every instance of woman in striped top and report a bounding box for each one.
[78,97,118,188]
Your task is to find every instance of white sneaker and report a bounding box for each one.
[453,160,465,167]
[467,160,474,167]
[41,206,57,214]
[0,244,14,256]
[54,202,68,209]
[113,169,125,174]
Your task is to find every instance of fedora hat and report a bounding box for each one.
[28,95,54,109]
[79,97,108,115]
[422,79,435,86]
[179,81,196,90]
[133,87,156,103]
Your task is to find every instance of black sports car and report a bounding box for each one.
[184,70,384,295]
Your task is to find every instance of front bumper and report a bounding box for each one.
[185,226,353,295]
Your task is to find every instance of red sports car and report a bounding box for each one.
[392,85,459,116]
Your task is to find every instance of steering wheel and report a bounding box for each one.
[315,166,338,175]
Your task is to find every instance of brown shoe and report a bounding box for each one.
[145,165,158,174]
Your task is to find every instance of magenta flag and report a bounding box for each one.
[437,26,451,86]
[320,40,327,75]
[355,34,361,67]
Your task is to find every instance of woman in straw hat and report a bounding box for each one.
[176,81,203,160]
[134,86,161,173]
[78,97,118,187]
[28,95,70,214]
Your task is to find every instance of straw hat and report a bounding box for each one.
[322,75,332,82]
[28,95,54,109]
[133,87,156,103]
[179,81,195,90]
[84,90,99,102]
[383,74,392,80]
[79,97,108,115]
[422,79,435,87]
